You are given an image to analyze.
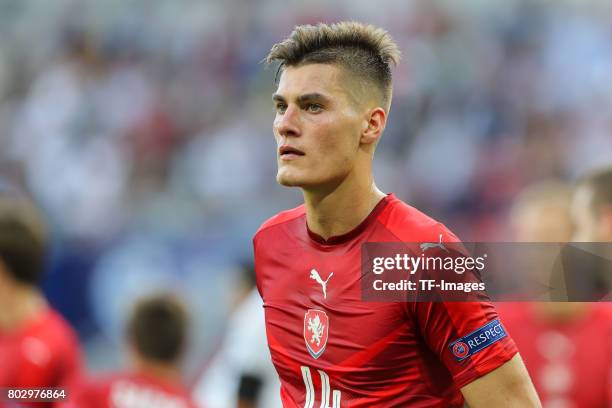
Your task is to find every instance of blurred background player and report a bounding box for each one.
[69,294,199,408]
[498,177,612,407]
[509,180,574,244]
[0,188,82,407]
[559,167,612,301]
[572,167,612,244]
[193,263,282,408]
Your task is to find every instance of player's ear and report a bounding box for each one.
[360,107,386,146]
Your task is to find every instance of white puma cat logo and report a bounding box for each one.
[310,269,333,299]
[420,234,448,252]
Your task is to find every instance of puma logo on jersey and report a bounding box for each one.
[420,234,448,252]
[310,269,333,299]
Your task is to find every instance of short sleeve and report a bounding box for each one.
[410,300,518,388]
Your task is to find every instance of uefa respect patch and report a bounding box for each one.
[448,319,508,361]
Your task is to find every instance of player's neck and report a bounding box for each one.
[303,174,386,241]
[0,285,47,331]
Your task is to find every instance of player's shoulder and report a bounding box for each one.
[22,308,79,354]
[379,194,461,243]
[39,309,80,346]
[494,302,532,324]
[254,204,305,238]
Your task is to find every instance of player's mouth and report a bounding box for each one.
[279,145,305,160]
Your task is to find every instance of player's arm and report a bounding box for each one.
[411,295,540,407]
[460,354,541,408]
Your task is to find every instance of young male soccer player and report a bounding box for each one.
[0,192,82,408]
[499,179,612,407]
[538,168,612,302]
[68,295,198,408]
[253,22,541,407]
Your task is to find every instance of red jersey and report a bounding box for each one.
[68,372,199,408]
[0,308,81,408]
[497,303,612,408]
[254,194,518,407]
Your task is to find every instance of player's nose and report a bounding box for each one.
[274,106,301,138]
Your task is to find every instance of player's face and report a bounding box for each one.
[513,202,573,242]
[272,64,364,189]
[571,186,603,241]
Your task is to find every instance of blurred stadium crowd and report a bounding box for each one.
[0,0,611,406]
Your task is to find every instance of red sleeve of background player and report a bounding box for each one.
[4,312,83,408]
[15,327,82,389]
[10,339,62,388]
[410,299,518,388]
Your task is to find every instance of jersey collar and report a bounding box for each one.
[306,193,394,246]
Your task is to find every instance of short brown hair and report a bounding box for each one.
[0,194,48,286]
[578,167,612,216]
[127,294,189,364]
[266,21,400,110]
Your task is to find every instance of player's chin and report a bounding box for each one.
[276,168,309,187]
[276,173,304,187]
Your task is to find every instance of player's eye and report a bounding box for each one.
[275,103,287,114]
[305,103,322,113]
